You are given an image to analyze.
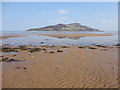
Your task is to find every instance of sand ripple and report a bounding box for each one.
[2,47,118,88]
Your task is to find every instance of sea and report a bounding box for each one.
[1,31,118,46]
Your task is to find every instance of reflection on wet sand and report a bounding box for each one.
[38,33,112,39]
[48,36,84,39]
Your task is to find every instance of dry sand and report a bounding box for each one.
[2,46,118,88]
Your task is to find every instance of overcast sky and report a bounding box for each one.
[2,2,118,31]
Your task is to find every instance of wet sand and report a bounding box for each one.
[2,46,118,88]
[39,33,112,37]
[0,35,22,39]
[0,63,2,89]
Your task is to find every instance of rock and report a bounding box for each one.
[18,45,28,50]
[114,43,120,46]
[23,67,27,69]
[49,51,55,53]
[42,48,47,50]
[5,59,21,62]
[61,46,69,48]
[40,45,47,47]
[50,45,55,47]
[88,47,97,49]
[28,48,41,53]
[2,47,18,53]
[96,45,107,48]
[13,55,16,57]
[57,50,63,52]
[41,42,44,44]
[45,39,49,40]
[78,46,85,48]
[16,67,27,70]
[2,57,9,62]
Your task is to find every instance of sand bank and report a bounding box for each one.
[39,33,112,37]
[0,35,22,39]
[38,34,113,39]
[2,46,118,88]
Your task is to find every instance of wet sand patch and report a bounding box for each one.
[38,34,112,39]
[0,35,23,39]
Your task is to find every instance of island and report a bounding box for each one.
[27,23,102,32]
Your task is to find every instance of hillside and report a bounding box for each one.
[27,23,101,32]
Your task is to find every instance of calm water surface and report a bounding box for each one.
[1,31,118,46]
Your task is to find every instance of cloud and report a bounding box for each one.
[58,10,69,14]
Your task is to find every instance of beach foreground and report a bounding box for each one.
[2,46,118,88]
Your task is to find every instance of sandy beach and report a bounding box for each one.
[2,46,118,88]
[2,1,118,89]
[1,1,118,89]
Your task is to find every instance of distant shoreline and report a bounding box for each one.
[38,33,112,37]
[1,33,112,39]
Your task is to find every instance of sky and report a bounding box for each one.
[2,2,118,31]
